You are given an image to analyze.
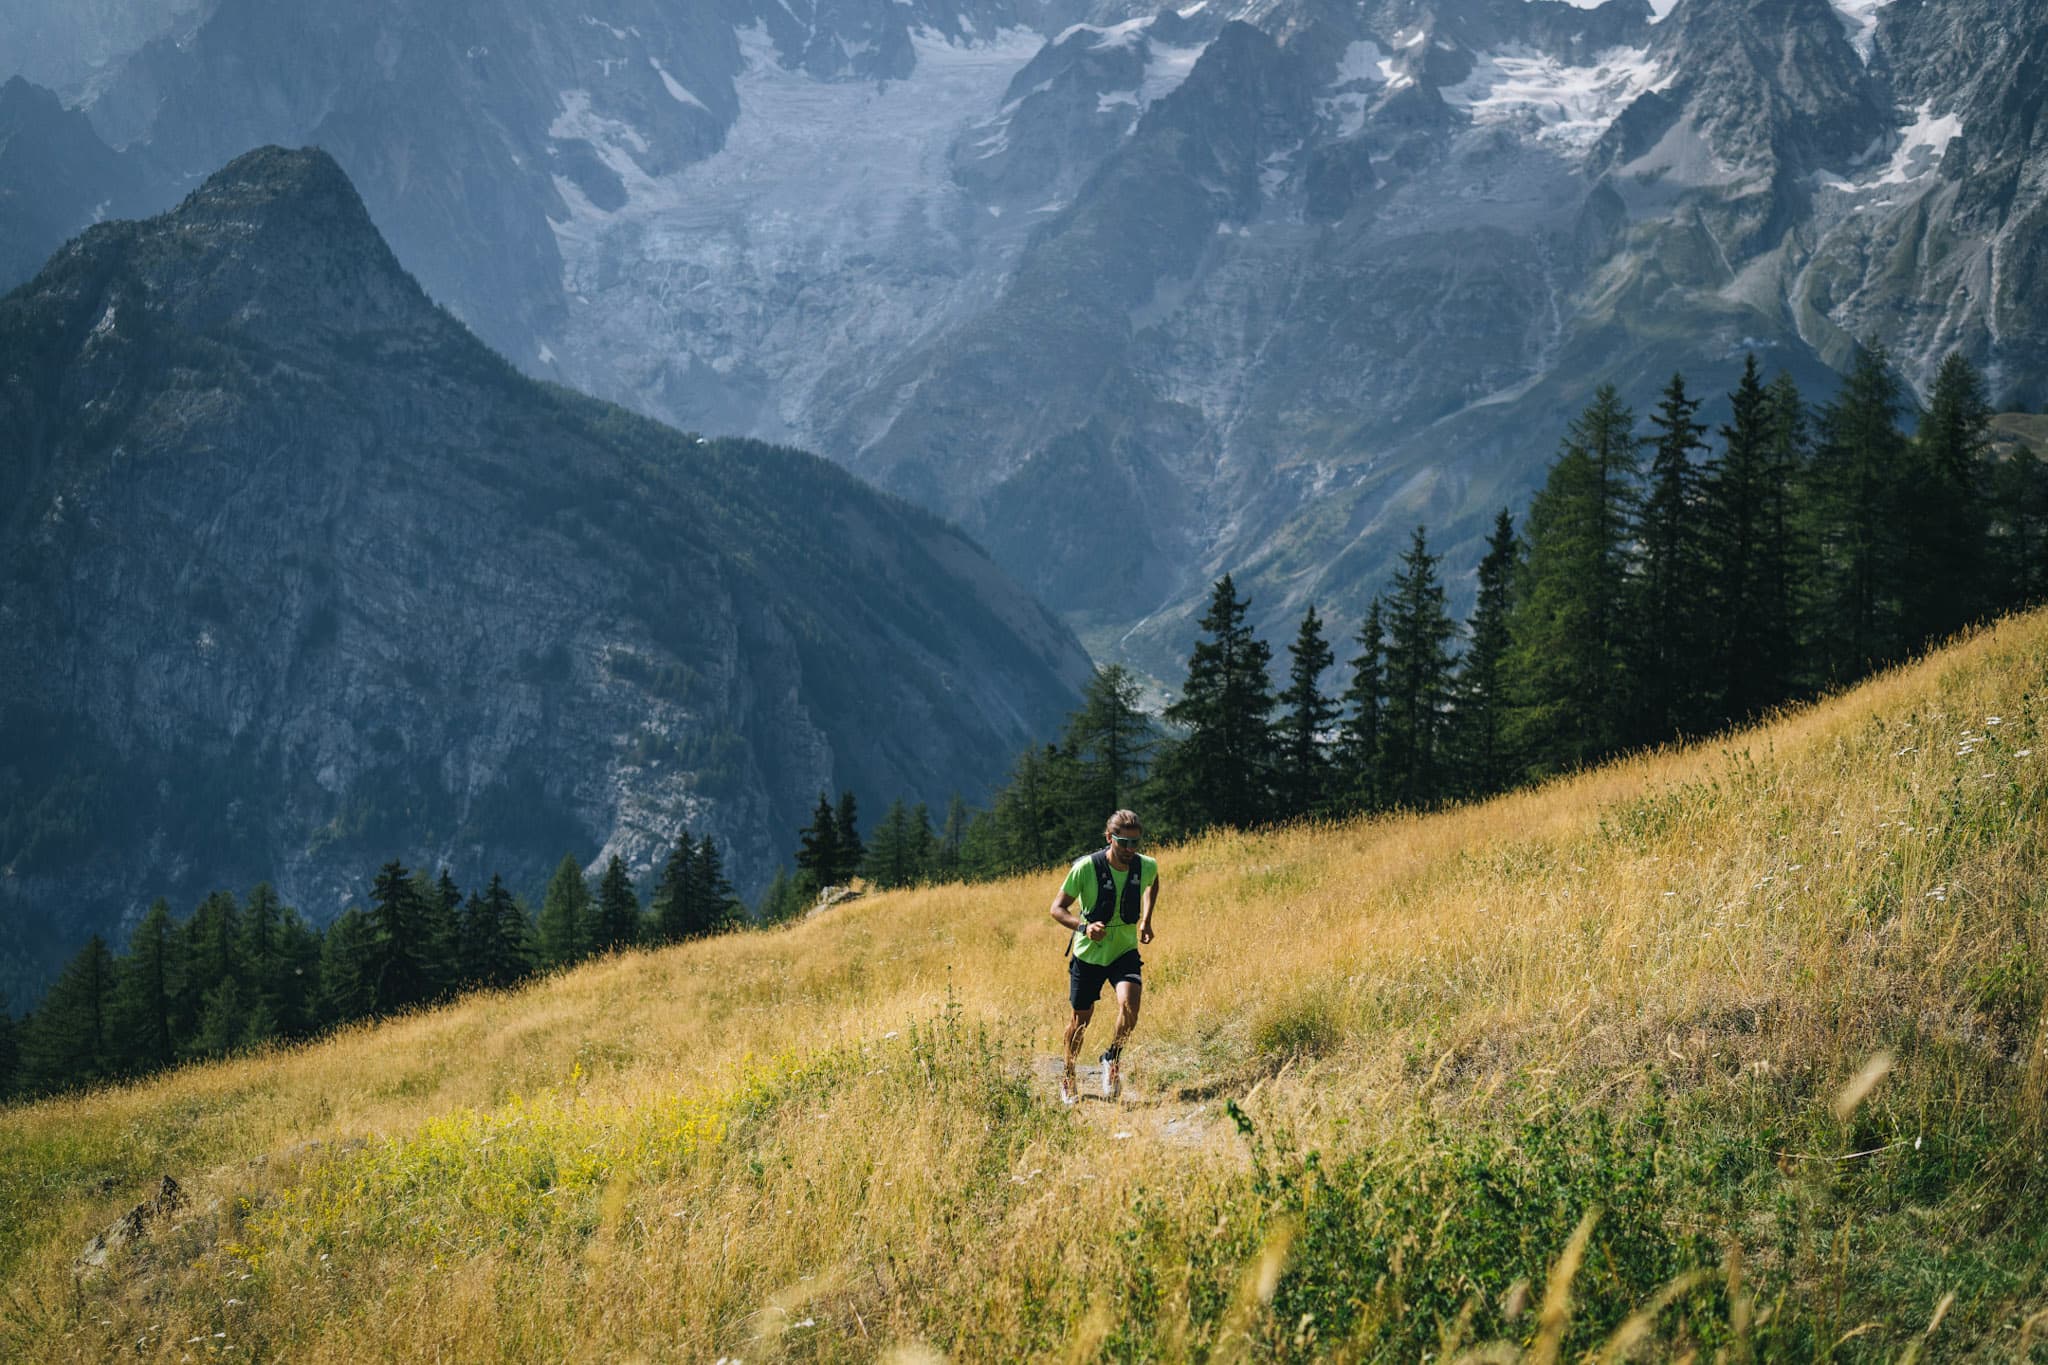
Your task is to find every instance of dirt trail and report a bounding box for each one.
[1029,1054,1226,1152]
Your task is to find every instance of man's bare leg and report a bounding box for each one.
[1111,980,1142,1053]
[1103,980,1142,1098]
[1062,1007,1093,1103]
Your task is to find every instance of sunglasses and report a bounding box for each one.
[1112,833,1142,847]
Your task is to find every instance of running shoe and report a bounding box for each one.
[1101,1052,1121,1100]
[1060,1062,1079,1106]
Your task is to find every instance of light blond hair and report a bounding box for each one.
[1104,809,1142,842]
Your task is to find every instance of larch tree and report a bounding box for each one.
[535,853,592,970]
[1507,384,1642,775]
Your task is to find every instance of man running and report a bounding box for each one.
[1048,808,1158,1104]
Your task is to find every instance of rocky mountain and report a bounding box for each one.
[1,0,2043,655]
[0,147,1092,1003]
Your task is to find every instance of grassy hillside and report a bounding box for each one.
[4,610,2047,1361]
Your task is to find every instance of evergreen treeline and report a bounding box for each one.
[778,349,2045,894]
[0,829,743,1102]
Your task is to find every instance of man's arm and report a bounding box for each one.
[1050,890,1105,942]
[1139,877,1159,944]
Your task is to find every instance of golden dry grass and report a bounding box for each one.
[4,609,2047,1361]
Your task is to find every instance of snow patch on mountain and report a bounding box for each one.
[546,23,1047,441]
[1814,102,1963,192]
[1875,103,1962,184]
[1830,0,1893,62]
[1442,46,1664,153]
[649,58,708,112]
[1320,40,1388,138]
[1056,15,1154,48]
[1052,15,1206,108]
[549,89,651,177]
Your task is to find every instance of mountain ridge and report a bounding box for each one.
[5,0,2043,679]
[0,145,1093,1003]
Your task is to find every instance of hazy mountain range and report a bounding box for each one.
[0,147,1090,1002]
[5,0,2041,667]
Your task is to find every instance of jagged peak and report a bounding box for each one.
[168,146,385,250]
[76,145,447,347]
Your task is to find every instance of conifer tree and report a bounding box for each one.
[907,802,937,879]
[178,890,243,1037]
[1159,574,1276,832]
[1062,665,1156,839]
[961,807,1007,880]
[270,907,323,1038]
[1635,371,1715,740]
[367,860,431,1013]
[455,889,488,990]
[1379,528,1458,807]
[1706,357,1771,721]
[191,977,250,1059]
[239,991,279,1052]
[19,935,114,1092]
[593,855,642,953]
[1275,604,1338,819]
[757,866,803,924]
[536,854,592,969]
[1990,427,2048,607]
[461,874,531,989]
[1754,371,1810,708]
[1507,385,1641,775]
[111,900,180,1075]
[863,799,917,889]
[317,907,378,1027]
[691,836,740,934]
[1336,597,1386,811]
[240,882,289,1029]
[994,745,1065,870]
[936,795,971,883]
[865,800,940,889]
[794,794,841,895]
[1902,352,1994,641]
[421,869,463,1000]
[651,829,698,944]
[834,791,865,885]
[1451,510,1520,797]
[1804,344,1909,677]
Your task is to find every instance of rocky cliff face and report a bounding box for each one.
[2,0,2043,656]
[0,148,1092,999]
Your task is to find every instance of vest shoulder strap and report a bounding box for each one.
[1088,850,1115,923]
[1088,848,1142,926]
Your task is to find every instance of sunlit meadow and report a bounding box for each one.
[3,609,2046,1361]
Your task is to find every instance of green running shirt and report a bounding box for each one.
[1064,852,1157,965]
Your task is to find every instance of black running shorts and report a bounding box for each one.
[1069,948,1143,1011]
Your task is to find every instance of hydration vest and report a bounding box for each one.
[1084,849,1144,927]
